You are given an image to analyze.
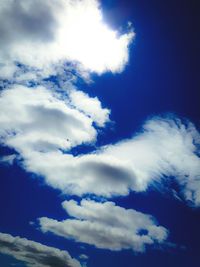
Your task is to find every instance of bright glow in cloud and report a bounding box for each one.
[57,0,134,74]
[0,0,134,79]
[0,232,81,267]
[39,199,168,252]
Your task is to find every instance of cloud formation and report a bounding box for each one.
[14,116,200,206]
[69,89,110,127]
[0,84,109,153]
[0,0,199,261]
[39,199,168,252]
[0,232,81,267]
[1,87,199,205]
[0,0,134,79]
[0,83,199,205]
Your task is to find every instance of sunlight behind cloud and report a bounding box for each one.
[0,0,134,78]
[57,0,134,73]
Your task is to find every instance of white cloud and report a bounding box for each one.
[1,86,199,205]
[0,84,109,153]
[69,89,110,127]
[0,232,81,267]
[0,154,17,165]
[0,63,18,80]
[0,2,199,207]
[22,150,134,197]
[39,199,168,252]
[18,116,200,206]
[79,254,88,260]
[0,0,134,79]
[103,117,200,202]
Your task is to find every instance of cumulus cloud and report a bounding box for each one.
[69,89,110,127]
[0,0,134,79]
[0,232,81,267]
[0,84,109,153]
[16,116,200,206]
[1,86,199,205]
[22,150,134,197]
[39,199,168,252]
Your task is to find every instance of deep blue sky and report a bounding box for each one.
[0,1,200,266]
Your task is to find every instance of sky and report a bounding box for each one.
[0,0,200,267]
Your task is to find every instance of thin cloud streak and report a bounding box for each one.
[0,232,81,267]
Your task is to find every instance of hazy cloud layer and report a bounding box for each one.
[39,199,168,252]
[0,0,134,79]
[0,232,81,267]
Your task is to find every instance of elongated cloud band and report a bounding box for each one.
[0,232,81,267]
[39,199,168,252]
[1,84,200,205]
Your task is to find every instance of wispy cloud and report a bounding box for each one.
[0,154,17,165]
[39,199,168,252]
[79,254,88,260]
[0,232,81,267]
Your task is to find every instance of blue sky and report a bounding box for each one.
[0,1,200,267]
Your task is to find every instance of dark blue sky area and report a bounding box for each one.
[0,1,200,267]
[91,0,200,143]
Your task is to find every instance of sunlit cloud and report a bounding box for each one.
[0,84,109,153]
[39,199,168,252]
[0,1,199,263]
[9,115,200,206]
[0,0,134,79]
